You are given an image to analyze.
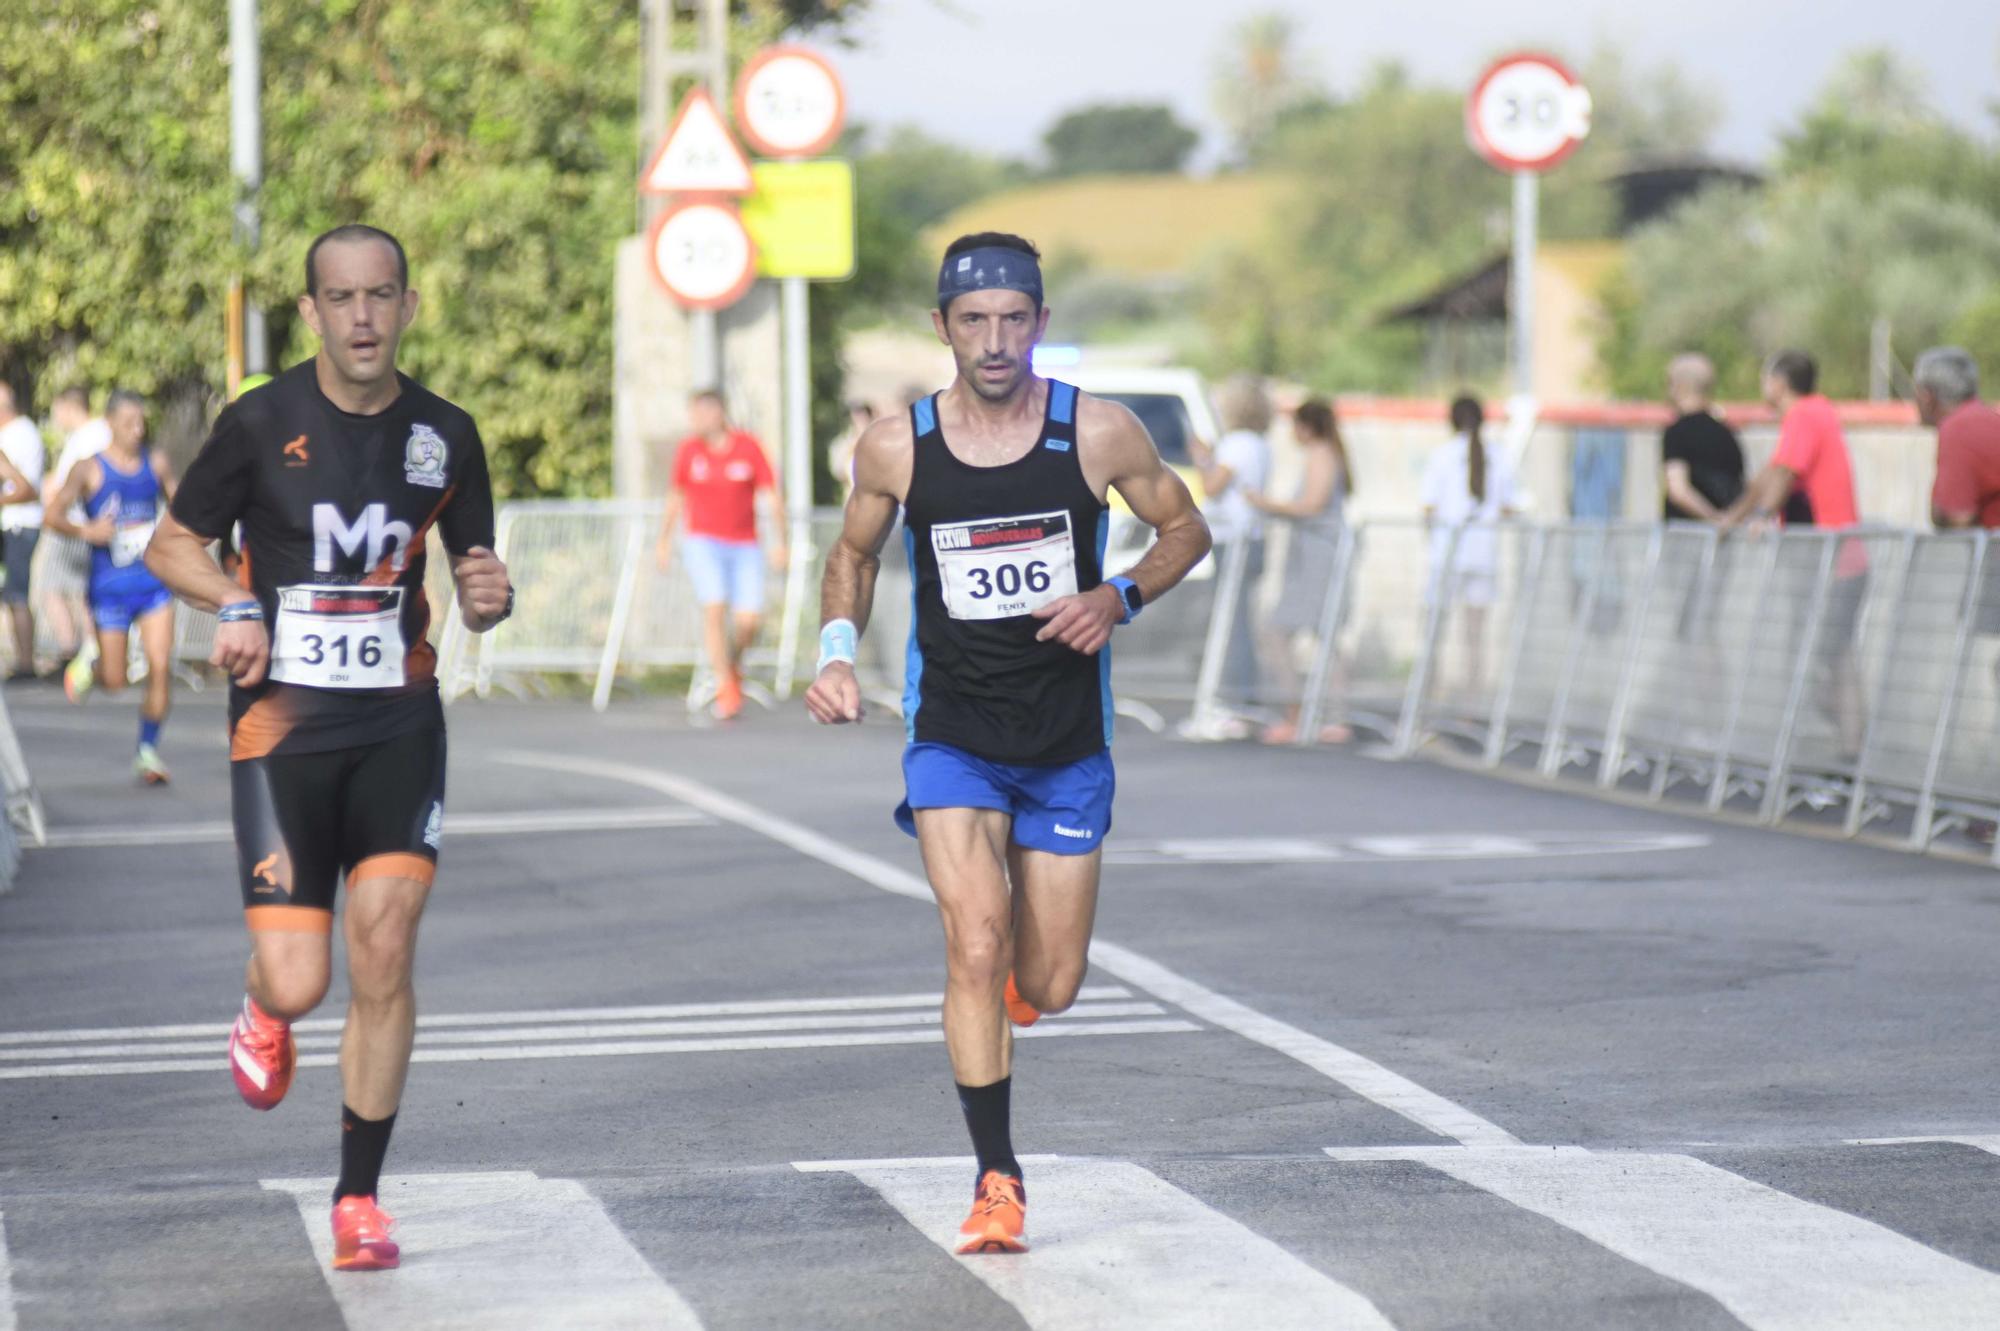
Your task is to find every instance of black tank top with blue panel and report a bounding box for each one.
[900,380,1111,766]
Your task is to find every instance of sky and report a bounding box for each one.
[817,0,1998,168]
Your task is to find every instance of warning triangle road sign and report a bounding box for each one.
[642,88,753,196]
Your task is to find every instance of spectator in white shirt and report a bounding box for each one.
[42,387,109,662]
[0,385,50,679]
[1421,394,1522,696]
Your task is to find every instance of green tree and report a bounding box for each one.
[1598,48,2000,398]
[1042,103,1199,177]
[0,0,873,495]
[1599,183,2000,398]
[1197,65,1509,387]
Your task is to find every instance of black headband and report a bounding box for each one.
[938,246,1043,310]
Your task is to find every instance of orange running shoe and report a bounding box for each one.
[955,1170,1028,1255]
[1004,973,1041,1028]
[715,672,744,720]
[228,995,295,1111]
[331,1194,400,1271]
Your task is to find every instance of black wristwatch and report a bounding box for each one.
[495,584,515,624]
[1106,576,1143,624]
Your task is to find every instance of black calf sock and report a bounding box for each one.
[955,1076,1022,1189]
[333,1105,397,1203]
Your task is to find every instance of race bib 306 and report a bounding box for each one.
[932,510,1079,621]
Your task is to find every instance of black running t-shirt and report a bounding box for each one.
[172,361,494,759]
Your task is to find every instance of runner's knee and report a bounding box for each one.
[944,916,1011,989]
[257,963,330,1020]
[346,923,417,1004]
[1023,958,1088,1014]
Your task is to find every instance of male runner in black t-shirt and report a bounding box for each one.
[146,225,512,1272]
[805,233,1210,1252]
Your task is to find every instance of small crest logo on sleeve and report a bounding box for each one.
[404,424,449,488]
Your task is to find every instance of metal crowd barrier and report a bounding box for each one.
[120,494,1965,868]
[1182,515,2000,867]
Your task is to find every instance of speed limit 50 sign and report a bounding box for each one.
[1467,53,1592,173]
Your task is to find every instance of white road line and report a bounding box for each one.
[0,1209,15,1331]
[0,985,1136,1047]
[34,806,710,850]
[494,749,938,903]
[819,1157,1395,1331]
[795,1153,1063,1173]
[1105,831,1711,866]
[1327,1145,2000,1331]
[1853,1135,2000,1158]
[1090,940,1518,1148]
[497,750,1518,1149]
[0,1020,1200,1080]
[0,1001,1169,1061]
[263,1171,703,1331]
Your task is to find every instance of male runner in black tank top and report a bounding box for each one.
[146,225,513,1273]
[806,233,1210,1253]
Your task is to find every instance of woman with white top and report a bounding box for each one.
[1421,394,1521,695]
[1187,374,1273,729]
[1248,396,1353,744]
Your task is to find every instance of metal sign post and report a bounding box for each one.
[737,46,848,698]
[1466,53,1591,402]
[1510,170,1537,399]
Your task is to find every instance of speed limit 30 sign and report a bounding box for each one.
[1467,53,1592,173]
[647,200,757,310]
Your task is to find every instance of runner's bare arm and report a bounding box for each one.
[146,511,270,685]
[820,414,912,637]
[151,449,177,503]
[449,548,512,632]
[1033,398,1212,655]
[146,512,252,612]
[44,455,110,539]
[806,415,912,725]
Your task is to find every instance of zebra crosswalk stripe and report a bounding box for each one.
[800,1156,1397,1331]
[1328,1145,2000,1331]
[261,1172,704,1331]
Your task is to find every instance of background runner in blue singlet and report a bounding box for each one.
[805,232,1211,1255]
[45,389,178,784]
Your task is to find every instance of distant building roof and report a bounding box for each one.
[1607,157,1763,231]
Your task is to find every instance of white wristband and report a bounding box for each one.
[816,618,858,675]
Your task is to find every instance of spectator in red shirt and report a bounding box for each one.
[1918,346,2000,530]
[655,390,786,720]
[1717,349,1866,753]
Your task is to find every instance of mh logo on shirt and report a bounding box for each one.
[314,503,414,574]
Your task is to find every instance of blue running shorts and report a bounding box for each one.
[895,741,1115,856]
[91,581,174,632]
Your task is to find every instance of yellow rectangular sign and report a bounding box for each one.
[741,159,856,280]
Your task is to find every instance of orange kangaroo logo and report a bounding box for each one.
[251,853,282,893]
[282,436,310,466]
